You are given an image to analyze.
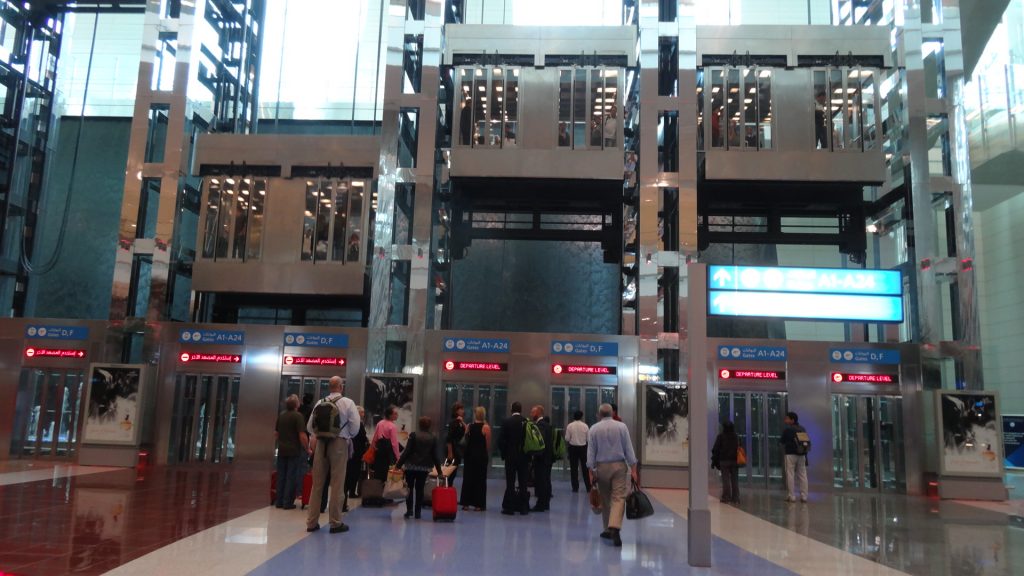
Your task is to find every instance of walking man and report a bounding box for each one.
[306,376,360,533]
[780,411,809,503]
[588,403,639,547]
[565,410,591,493]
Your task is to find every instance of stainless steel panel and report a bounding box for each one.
[696,25,892,68]
[192,135,381,178]
[448,148,626,179]
[705,149,888,182]
[443,25,637,66]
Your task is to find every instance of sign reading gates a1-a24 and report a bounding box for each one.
[442,337,510,353]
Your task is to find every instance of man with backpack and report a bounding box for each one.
[305,376,361,534]
[780,411,810,503]
[528,405,554,512]
[499,402,530,515]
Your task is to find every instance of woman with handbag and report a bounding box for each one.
[459,406,491,511]
[711,420,741,504]
[368,405,401,505]
[446,402,468,482]
[395,416,443,519]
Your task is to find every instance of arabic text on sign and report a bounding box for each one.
[25,325,90,340]
[179,352,242,363]
[708,290,904,323]
[24,347,86,359]
[284,356,347,366]
[708,265,902,296]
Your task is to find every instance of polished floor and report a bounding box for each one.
[0,463,1022,575]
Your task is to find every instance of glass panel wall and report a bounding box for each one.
[702,66,773,150]
[200,177,268,261]
[454,66,521,148]
[300,177,367,264]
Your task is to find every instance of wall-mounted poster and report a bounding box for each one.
[82,364,145,446]
[363,374,416,445]
[937,391,1003,477]
[643,383,689,466]
[1002,415,1024,470]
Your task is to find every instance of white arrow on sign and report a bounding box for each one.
[712,294,731,313]
[713,268,732,287]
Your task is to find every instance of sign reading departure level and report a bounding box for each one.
[831,372,898,384]
[24,347,86,359]
[551,364,617,375]
[284,356,346,367]
[443,360,507,372]
[179,352,242,364]
[719,369,785,380]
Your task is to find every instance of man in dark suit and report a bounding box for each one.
[499,401,529,515]
[530,405,554,512]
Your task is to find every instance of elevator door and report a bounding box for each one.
[9,368,85,459]
[169,373,240,464]
[280,376,332,406]
[831,394,905,491]
[550,386,617,430]
[443,382,508,464]
[718,391,788,485]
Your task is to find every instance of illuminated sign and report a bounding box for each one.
[717,345,787,361]
[708,265,904,323]
[709,265,902,296]
[551,364,617,375]
[284,356,347,367]
[719,369,785,381]
[829,348,901,365]
[179,352,242,364]
[284,333,349,348]
[551,341,619,357]
[24,347,86,359]
[442,337,510,353]
[25,325,89,340]
[179,329,245,345]
[443,360,508,372]
[831,372,898,384]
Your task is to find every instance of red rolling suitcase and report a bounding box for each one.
[270,471,278,505]
[431,476,457,522]
[300,472,313,508]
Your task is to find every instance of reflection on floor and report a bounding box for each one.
[0,462,119,487]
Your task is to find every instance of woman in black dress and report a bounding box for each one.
[459,406,491,511]
[446,402,468,482]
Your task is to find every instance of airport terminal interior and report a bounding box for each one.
[1,0,1024,574]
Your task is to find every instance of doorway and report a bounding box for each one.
[718,391,788,485]
[831,394,905,491]
[169,373,240,464]
[443,382,508,464]
[550,385,617,430]
[9,368,85,459]
[280,375,332,407]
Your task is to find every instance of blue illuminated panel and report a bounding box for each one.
[708,266,902,296]
[708,290,904,323]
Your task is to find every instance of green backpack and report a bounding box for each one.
[552,429,567,460]
[523,420,546,454]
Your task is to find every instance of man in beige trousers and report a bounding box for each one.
[587,403,639,547]
[305,376,360,534]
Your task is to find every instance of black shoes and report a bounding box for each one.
[531,506,549,512]
[282,504,297,510]
[500,509,515,515]
[600,530,611,539]
[306,524,320,533]
[329,523,349,533]
[403,512,413,519]
[600,529,622,546]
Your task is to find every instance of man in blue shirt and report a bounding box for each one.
[587,403,639,547]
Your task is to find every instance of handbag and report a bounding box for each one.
[428,459,458,478]
[362,442,377,465]
[625,479,655,520]
[383,467,408,499]
[589,486,602,514]
[736,446,747,466]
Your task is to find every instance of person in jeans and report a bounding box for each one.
[587,403,639,547]
[711,421,740,504]
[395,416,443,519]
[305,377,360,534]
[780,411,809,503]
[565,410,591,493]
[275,394,309,509]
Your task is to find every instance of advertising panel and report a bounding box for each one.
[363,374,416,445]
[1002,414,1024,470]
[937,391,1003,477]
[82,364,145,446]
[643,383,689,466]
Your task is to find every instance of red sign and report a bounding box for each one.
[284,356,346,367]
[24,347,86,359]
[179,352,242,364]
[552,364,616,375]
[719,369,785,380]
[443,360,507,372]
[831,372,898,384]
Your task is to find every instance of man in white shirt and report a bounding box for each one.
[588,403,639,547]
[305,376,360,534]
[565,410,591,493]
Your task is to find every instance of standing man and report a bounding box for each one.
[530,405,554,512]
[588,403,639,547]
[780,411,809,503]
[306,376,360,534]
[565,410,591,493]
[274,394,309,509]
[499,402,529,515]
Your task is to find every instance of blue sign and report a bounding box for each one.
[179,329,245,345]
[551,340,619,357]
[829,348,901,365]
[717,345,787,361]
[708,290,904,323]
[284,333,349,348]
[1004,415,1024,470]
[25,325,89,340]
[709,265,902,296]
[442,337,510,353]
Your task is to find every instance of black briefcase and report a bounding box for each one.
[625,480,654,520]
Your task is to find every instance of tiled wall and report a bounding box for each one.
[975,191,1024,413]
